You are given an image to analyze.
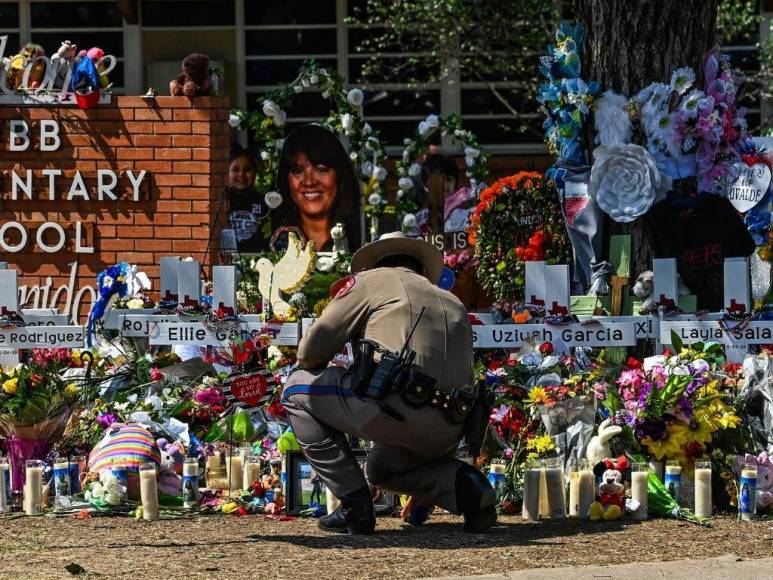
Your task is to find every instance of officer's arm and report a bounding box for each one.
[297,276,370,369]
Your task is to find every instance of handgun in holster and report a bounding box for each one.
[462,379,494,459]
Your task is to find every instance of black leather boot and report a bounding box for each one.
[455,465,497,533]
[318,486,376,535]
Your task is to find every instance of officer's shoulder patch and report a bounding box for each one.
[330,275,357,299]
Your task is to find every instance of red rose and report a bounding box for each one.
[625,357,642,369]
[539,341,554,355]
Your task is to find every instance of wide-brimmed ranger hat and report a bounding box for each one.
[351,231,443,284]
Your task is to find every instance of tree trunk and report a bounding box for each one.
[574,0,719,277]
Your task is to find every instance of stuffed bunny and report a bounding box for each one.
[586,418,622,465]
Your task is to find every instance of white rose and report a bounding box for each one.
[309,74,319,85]
[402,151,410,163]
[260,150,270,161]
[350,152,358,161]
[396,190,405,199]
[589,143,672,223]
[228,114,241,128]
[301,77,310,88]
[319,68,328,77]
[293,85,303,94]
[408,163,422,177]
[268,345,283,360]
[272,110,287,127]
[321,90,330,99]
[368,193,383,205]
[347,88,364,107]
[341,113,355,135]
[126,298,145,309]
[464,146,479,159]
[262,99,280,118]
[418,121,430,136]
[403,138,412,145]
[363,123,372,135]
[398,177,414,191]
[373,166,388,181]
[275,139,285,150]
[425,114,440,128]
[264,191,283,209]
[402,213,418,229]
[361,161,374,178]
[455,129,464,137]
[464,156,475,167]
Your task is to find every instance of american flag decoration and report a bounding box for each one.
[223,369,277,409]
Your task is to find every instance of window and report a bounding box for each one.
[141,0,235,27]
[0,1,19,53]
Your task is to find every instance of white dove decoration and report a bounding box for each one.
[252,232,316,317]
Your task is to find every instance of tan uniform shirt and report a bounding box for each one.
[297,267,474,392]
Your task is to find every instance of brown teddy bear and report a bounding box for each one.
[169,53,212,98]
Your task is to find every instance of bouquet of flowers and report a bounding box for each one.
[0,348,88,490]
[599,336,742,466]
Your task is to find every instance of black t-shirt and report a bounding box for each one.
[647,194,755,310]
[225,188,270,252]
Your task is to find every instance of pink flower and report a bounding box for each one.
[194,386,224,406]
[616,369,643,389]
[150,366,163,382]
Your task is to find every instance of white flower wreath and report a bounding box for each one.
[394,113,488,228]
[231,61,389,219]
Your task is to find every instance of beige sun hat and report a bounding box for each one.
[351,231,444,284]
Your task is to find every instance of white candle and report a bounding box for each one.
[139,464,159,520]
[25,461,43,516]
[326,487,340,514]
[630,469,648,520]
[522,468,541,521]
[226,455,243,491]
[538,468,550,518]
[0,460,9,513]
[568,470,580,517]
[578,470,595,520]
[243,458,261,491]
[545,467,565,519]
[206,452,221,473]
[694,465,712,518]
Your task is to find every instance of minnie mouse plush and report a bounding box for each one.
[589,455,629,521]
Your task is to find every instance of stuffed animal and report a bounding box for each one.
[5,43,46,90]
[634,270,691,314]
[86,47,111,89]
[589,456,629,521]
[585,418,622,465]
[156,438,184,496]
[88,423,161,500]
[50,40,78,90]
[169,53,212,98]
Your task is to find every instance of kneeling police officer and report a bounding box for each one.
[282,232,495,534]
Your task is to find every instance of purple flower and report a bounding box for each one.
[635,417,667,441]
[194,387,224,406]
[96,412,118,428]
[676,397,693,420]
[504,448,514,460]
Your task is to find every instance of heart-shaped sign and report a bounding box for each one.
[724,163,771,213]
[224,370,274,409]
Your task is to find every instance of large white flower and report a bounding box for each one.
[347,88,364,107]
[360,160,374,178]
[341,113,355,135]
[368,193,383,206]
[398,176,414,191]
[264,191,283,209]
[679,89,705,120]
[373,166,388,181]
[262,100,281,118]
[425,114,440,128]
[228,114,241,128]
[272,110,287,127]
[464,146,480,159]
[589,144,672,223]
[418,121,430,137]
[670,67,695,95]
[408,163,422,177]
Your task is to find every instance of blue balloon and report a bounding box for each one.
[438,266,456,290]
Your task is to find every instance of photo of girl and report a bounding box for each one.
[223,144,270,253]
[271,124,363,251]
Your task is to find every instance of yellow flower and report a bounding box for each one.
[694,399,741,431]
[65,383,79,397]
[2,378,18,395]
[526,434,555,454]
[526,387,548,406]
[126,298,145,309]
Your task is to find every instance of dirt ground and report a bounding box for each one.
[0,513,770,579]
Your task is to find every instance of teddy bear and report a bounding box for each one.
[169,53,212,98]
[5,43,46,90]
[589,456,629,521]
[585,418,622,466]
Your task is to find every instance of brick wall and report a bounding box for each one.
[0,96,231,321]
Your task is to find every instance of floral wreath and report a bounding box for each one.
[230,60,389,220]
[469,172,570,303]
[394,113,488,228]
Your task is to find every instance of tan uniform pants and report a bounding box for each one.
[282,366,466,513]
